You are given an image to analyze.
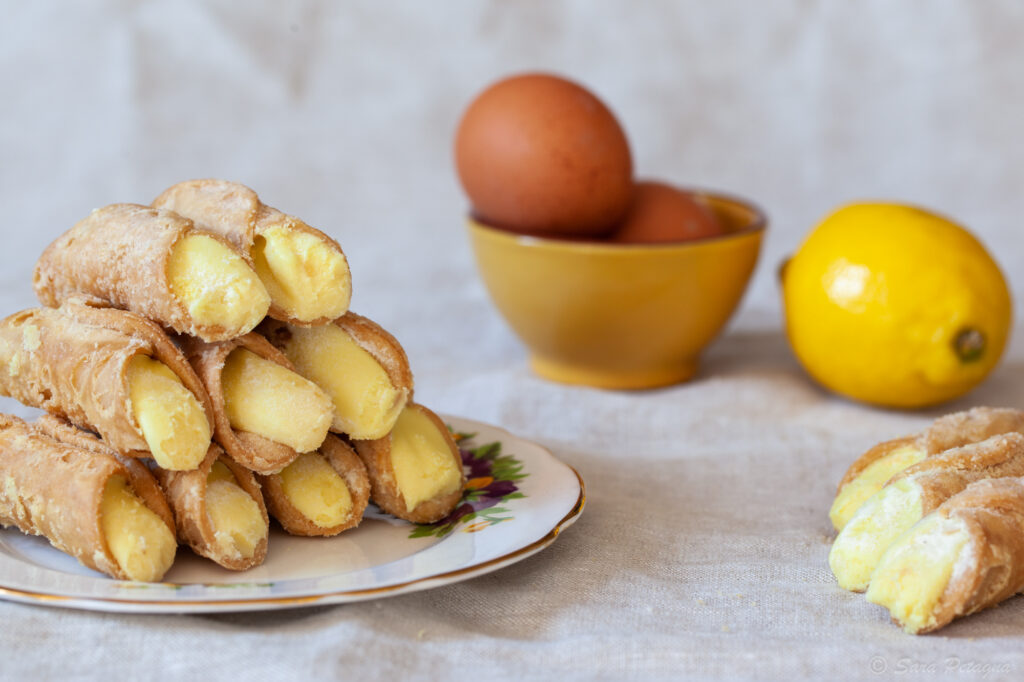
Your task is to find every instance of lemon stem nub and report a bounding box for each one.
[777,256,792,283]
[954,328,986,363]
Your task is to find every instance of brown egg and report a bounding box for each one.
[608,181,724,244]
[455,73,633,237]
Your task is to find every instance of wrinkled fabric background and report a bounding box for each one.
[3,2,1024,680]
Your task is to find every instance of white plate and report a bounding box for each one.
[0,416,584,613]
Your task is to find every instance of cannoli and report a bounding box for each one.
[830,432,1024,592]
[353,403,465,523]
[830,407,1024,531]
[258,434,370,536]
[0,302,213,470]
[0,414,177,582]
[180,333,334,475]
[259,312,412,440]
[867,476,1024,634]
[153,179,351,325]
[153,446,269,571]
[33,203,270,342]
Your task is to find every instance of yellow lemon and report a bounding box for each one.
[781,203,1011,408]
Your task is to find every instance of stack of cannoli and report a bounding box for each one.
[0,180,465,582]
[827,407,1024,633]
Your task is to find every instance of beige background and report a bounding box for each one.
[3,2,1024,680]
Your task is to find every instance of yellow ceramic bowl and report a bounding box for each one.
[467,190,765,389]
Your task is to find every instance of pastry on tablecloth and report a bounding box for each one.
[867,476,1024,634]
[830,407,1024,531]
[831,432,1024,592]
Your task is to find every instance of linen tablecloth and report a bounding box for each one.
[3,2,1024,680]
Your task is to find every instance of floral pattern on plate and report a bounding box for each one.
[409,432,529,539]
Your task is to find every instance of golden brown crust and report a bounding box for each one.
[177,332,304,475]
[353,403,465,524]
[837,407,1024,494]
[0,303,213,460]
[153,179,260,256]
[258,435,370,536]
[153,445,269,571]
[892,433,1024,513]
[916,477,1024,633]
[33,414,175,534]
[33,203,250,342]
[333,312,414,401]
[153,179,351,325]
[923,407,1024,455]
[837,435,919,493]
[0,414,175,580]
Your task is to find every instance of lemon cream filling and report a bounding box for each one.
[127,354,212,471]
[167,233,270,335]
[279,452,353,527]
[390,407,462,513]
[276,323,405,440]
[220,348,333,453]
[830,443,927,531]
[205,461,266,560]
[866,514,971,634]
[100,475,177,582]
[830,477,924,592]
[252,224,350,322]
